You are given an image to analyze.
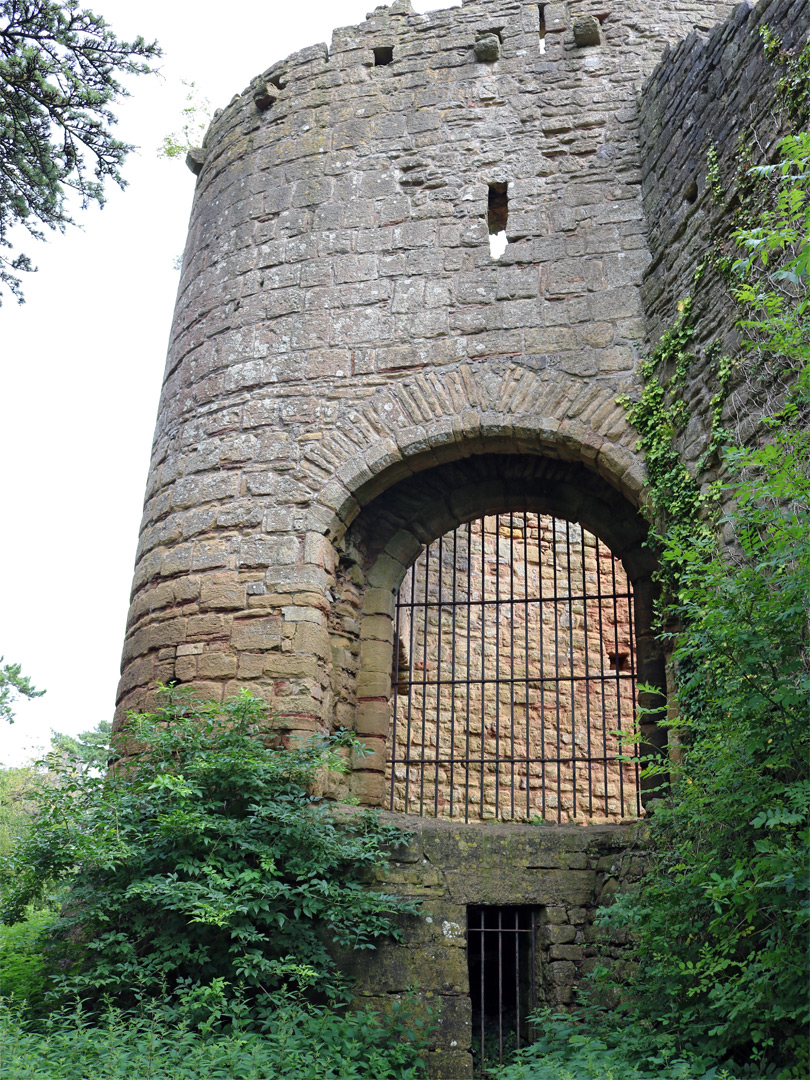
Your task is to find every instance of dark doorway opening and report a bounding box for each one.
[468,906,538,1077]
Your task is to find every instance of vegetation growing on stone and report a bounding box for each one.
[1,688,420,1022]
[501,33,810,1080]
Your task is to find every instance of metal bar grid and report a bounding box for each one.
[468,906,537,1078]
[387,512,639,822]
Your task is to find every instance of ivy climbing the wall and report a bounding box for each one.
[500,31,810,1080]
[592,48,810,1080]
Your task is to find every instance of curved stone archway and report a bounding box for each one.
[308,363,648,544]
[332,451,664,813]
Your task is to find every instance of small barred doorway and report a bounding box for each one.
[387,512,640,824]
[468,906,538,1076]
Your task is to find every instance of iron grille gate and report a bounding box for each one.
[387,512,640,822]
[468,906,537,1076]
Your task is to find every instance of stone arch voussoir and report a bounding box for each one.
[313,365,646,545]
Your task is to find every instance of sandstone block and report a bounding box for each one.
[350,770,386,806]
[356,699,391,737]
[200,582,247,611]
[197,653,238,679]
[230,617,282,651]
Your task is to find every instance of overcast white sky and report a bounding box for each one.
[0,0,460,765]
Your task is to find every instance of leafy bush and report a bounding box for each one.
[0,909,57,1008]
[0,996,428,1080]
[598,436,809,1073]
[495,1011,746,1080]
[1,688,418,1022]
[0,767,41,857]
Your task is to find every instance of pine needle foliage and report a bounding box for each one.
[0,0,159,303]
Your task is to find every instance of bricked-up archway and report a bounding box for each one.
[335,454,664,819]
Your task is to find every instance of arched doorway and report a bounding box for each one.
[334,452,664,819]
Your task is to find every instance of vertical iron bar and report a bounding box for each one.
[509,511,516,820]
[403,561,418,813]
[537,514,547,822]
[551,518,562,823]
[580,527,594,817]
[494,515,501,818]
[565,519,576,818]
[611,551,625,816]
[595,538,609,815]
[434,533,444,817]
[449,525,458,819]
[514,908,521,1050]
[465,521,473,825]
[419,541,431,816]
[523,512,531,820]
[480,517,486,819]
[498,908,504,1065]
[480,909,486,1076]
[390,578,402,811]
[626,569,640,817]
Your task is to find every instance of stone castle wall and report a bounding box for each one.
[117,0,735,765]
[111,2,804,1076]
[640,0,809,476]
[337,815,647,1079]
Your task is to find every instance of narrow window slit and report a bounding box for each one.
[488,182,509,260]
[374,46,394,66]
[539,5,547,53]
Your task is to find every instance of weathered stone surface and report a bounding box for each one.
[572,15,601,47]
[345,814,645,1070]
[474,33,501,62]
[110,2,797,1072]
[640,0,808,477]
[117,0,742,728]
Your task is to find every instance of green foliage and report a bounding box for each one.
[619,297,710,600]
[0,908,56,1008]
[0,657,44,724]
[761,26,810,126]
[731,131,810,377]
[596,80,810,1080]
[1,688,419,1023]
[0,0,160,304]
[496,1010,745,1080]
[0,766,40,856]
[0,996,429,1079]
[598,447,810,1073]
[707,143,724,203]
[159,80,212,161]
[47,719,113,773]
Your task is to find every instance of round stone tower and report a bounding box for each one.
[116,0,737,812]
